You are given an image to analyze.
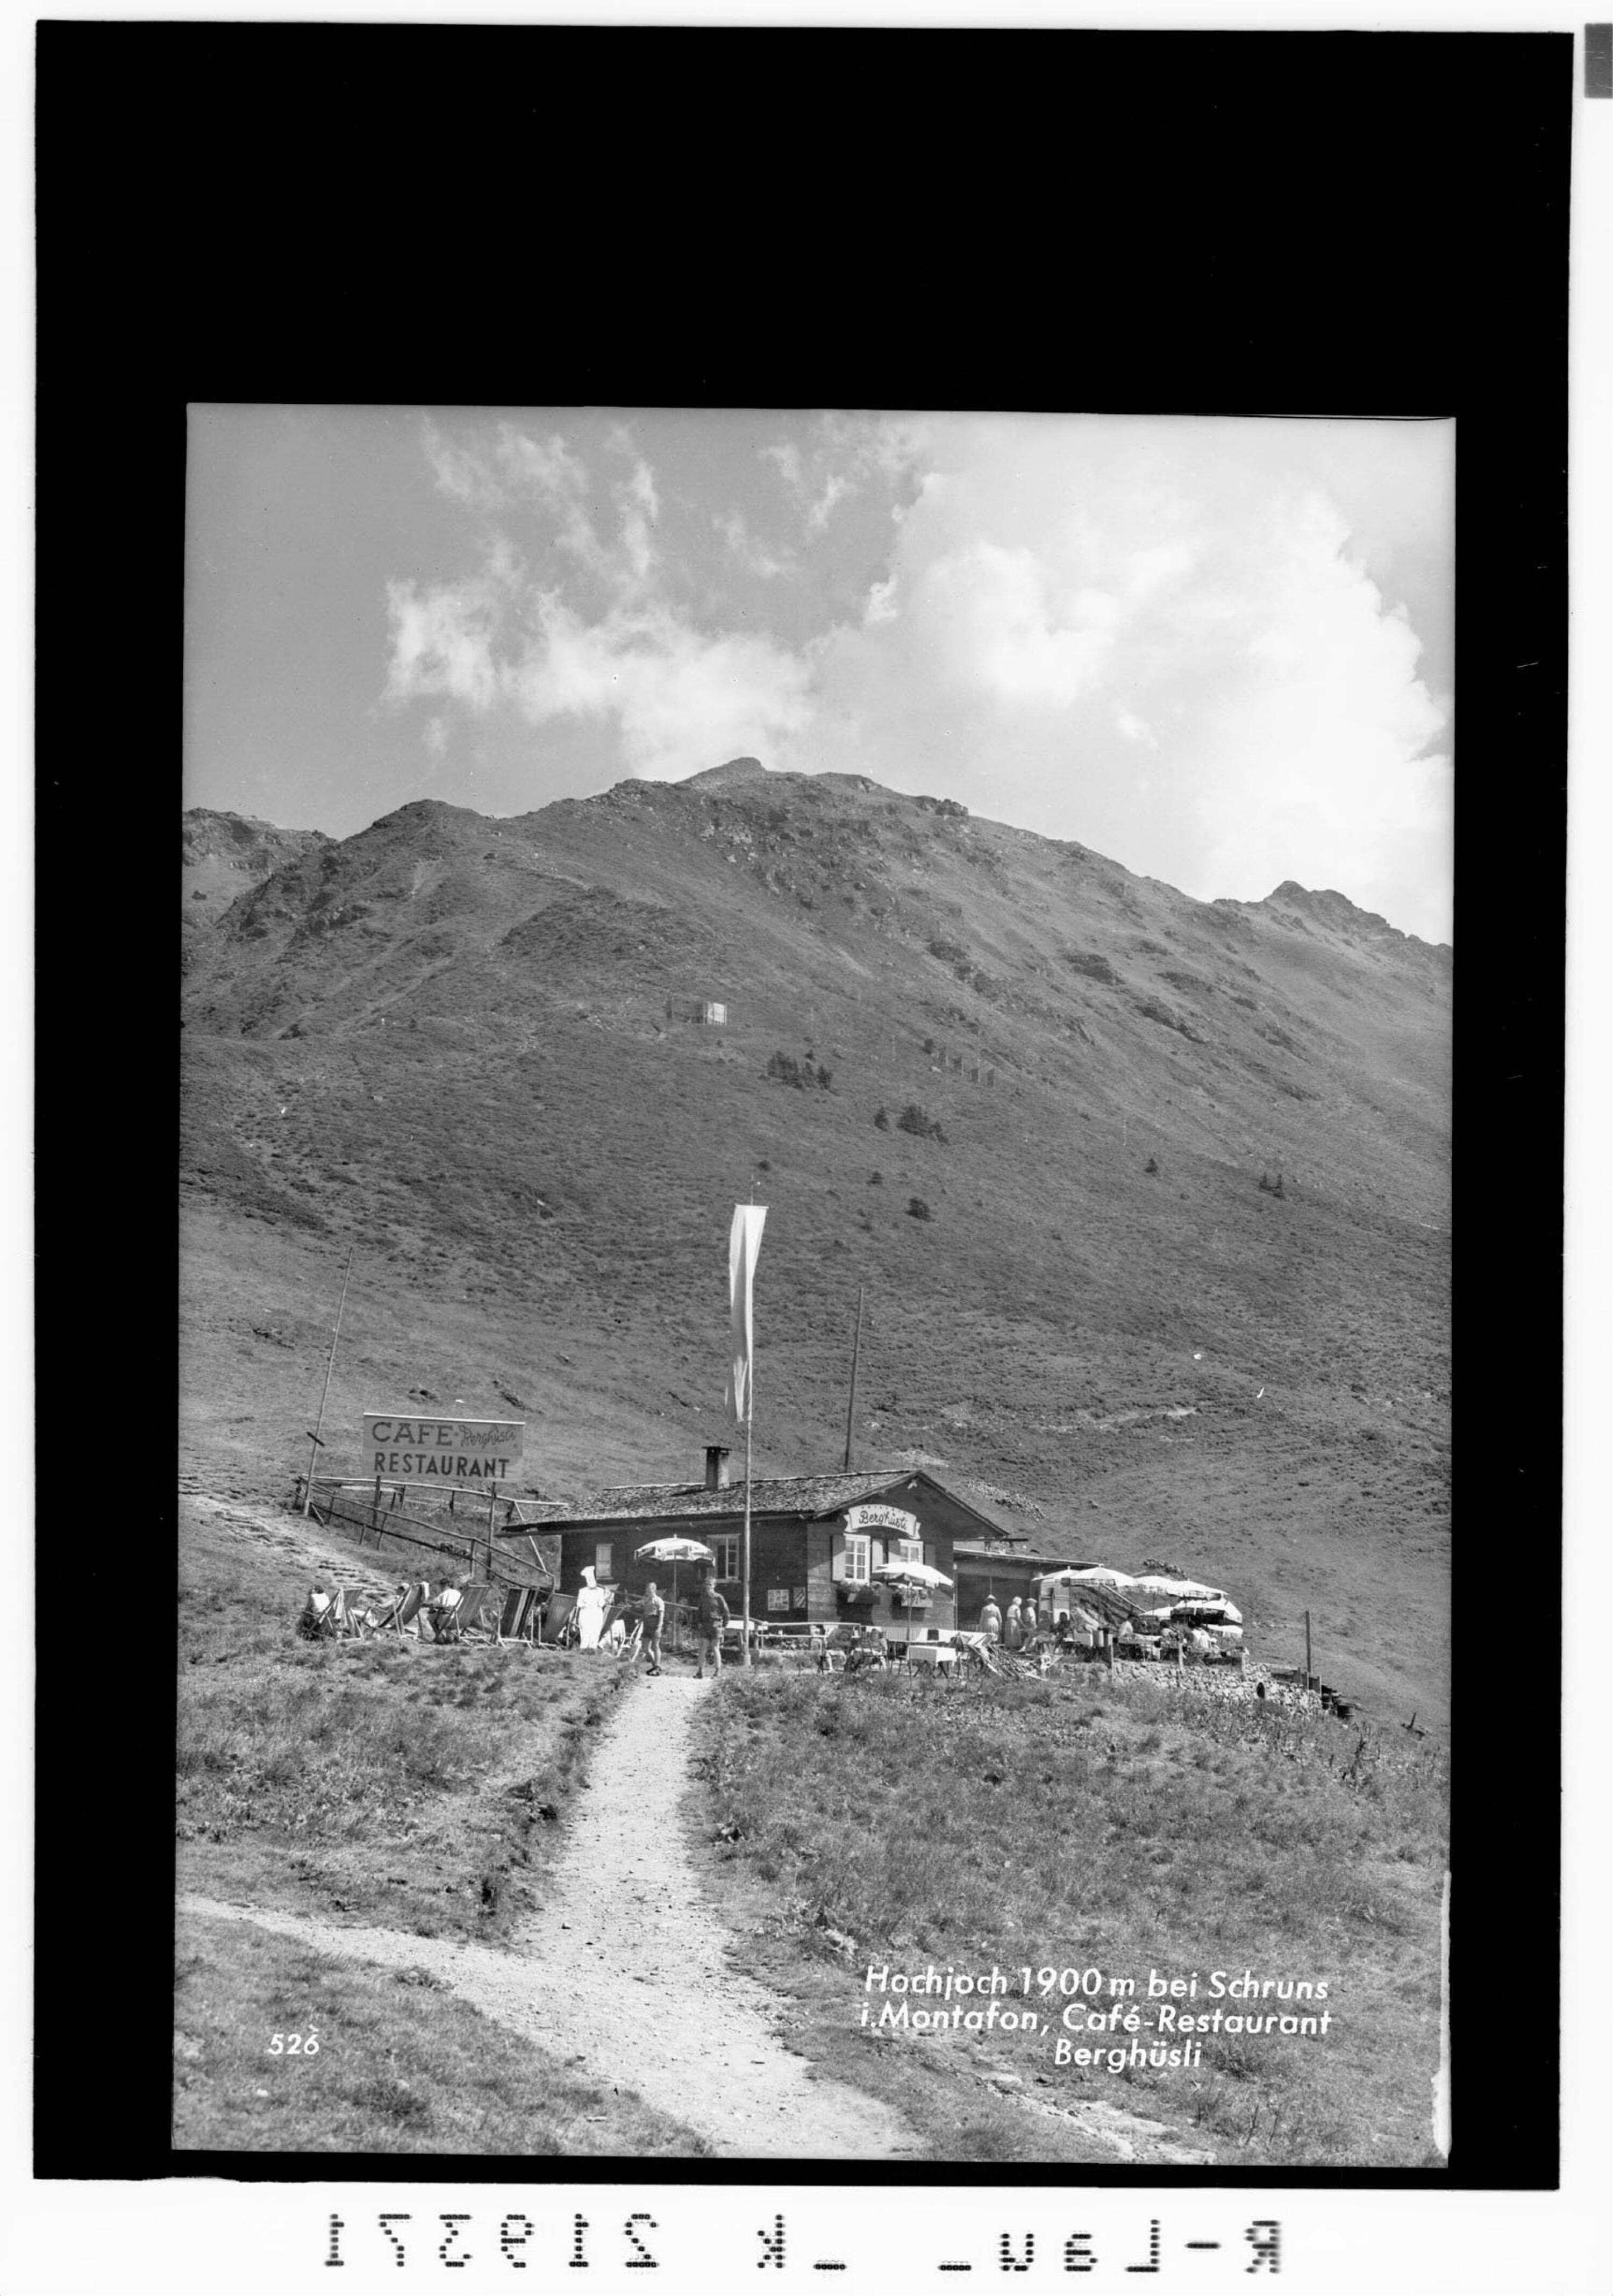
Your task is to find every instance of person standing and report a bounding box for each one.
[640,1579,666,1675]
[1004,1598,1024,1651]
[694,1570,729,1679]
[979,1594,1002,1645]
[574,1566,610,1651]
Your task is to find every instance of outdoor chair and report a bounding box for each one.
[498,1584,536,1640]
[543,1591,579,1646]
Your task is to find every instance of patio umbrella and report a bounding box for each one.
[635,1536,716,1655]
[872,1559,953,1588]
[873,1558,953,1643]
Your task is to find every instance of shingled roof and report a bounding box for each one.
[515,1468,1005,1534]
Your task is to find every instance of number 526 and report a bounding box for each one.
[267,2031,320,2055]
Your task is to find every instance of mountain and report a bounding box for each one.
[180,765,1451,1726]
[183,809,332,931]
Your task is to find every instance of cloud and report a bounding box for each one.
[386,549,812,782]
[384,558,515,713]
[864,575,898,625]
[716,510,795,581]
[422,417,588,511]
[905,540,1118,707]
[618,459,660,586]
[798,416,1452,937]
[761,440,802,494]
[762,413,931,539]
[423,714,449,757]
[512,598,813,778]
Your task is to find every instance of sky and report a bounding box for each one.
[185,406,1454,943]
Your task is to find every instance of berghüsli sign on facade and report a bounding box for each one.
[843,1502,920,1540]
[363,1414,525,1484]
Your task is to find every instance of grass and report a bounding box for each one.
[174,1909,710,2155]
[689,1665,1448,2167]
[179,1499,627,1946]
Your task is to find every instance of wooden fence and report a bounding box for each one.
[297,1475,552,1592]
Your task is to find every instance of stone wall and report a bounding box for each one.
[1106,1657,1322,1715]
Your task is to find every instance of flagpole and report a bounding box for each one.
[741,1377,753,1669]
[303,1241,355,1515]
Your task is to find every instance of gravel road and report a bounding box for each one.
[183,1670,923,2159]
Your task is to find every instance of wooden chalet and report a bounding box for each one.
[506,1446,1013,1641]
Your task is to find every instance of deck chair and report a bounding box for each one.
[326,1586,362,1637]
[298,1585,340,1640]
[499,1585,538,1641]
[542,1591,578,1645]
[423,1585,465,1640]
[357,1584,411,1636]
[446,1582,497,1639]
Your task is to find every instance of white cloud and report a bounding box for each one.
[421,417,587,511]
[423,714,449,757]
[511,598,813,778]
[617,459,660,587]
[799,415,1452,938]
[910,541,1118,707]
[761,440,802,495]
[864,575,898,625]
[806,472,852,534]
[717,510,794,581]
[762,413,931,539]
[386,550,812,782]
[384,560,513,713]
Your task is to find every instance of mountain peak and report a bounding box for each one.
[682,755,769,790]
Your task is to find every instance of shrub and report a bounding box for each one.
[874,1107,889,1131]
[907,1196,932,1221]
[767,1050,804,1088]
[927,933,968,966]
[869,1171,883,1186]
[897,1102,945,1140]
[1144,1156,1159,1175]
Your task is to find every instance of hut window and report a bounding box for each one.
[595,1542,613,1579]
[833,1531,872,1584]
[710,1534,739,1581]
[895,1536,923,1568]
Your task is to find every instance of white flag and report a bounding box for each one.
[725,1203,768,1422]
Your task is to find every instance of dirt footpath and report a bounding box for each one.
[184,1672,923,2160]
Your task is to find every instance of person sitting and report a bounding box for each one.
[297,1581,337,1640]
[426,1577,466,1641]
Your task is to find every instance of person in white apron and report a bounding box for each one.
[574,1566,611,1651]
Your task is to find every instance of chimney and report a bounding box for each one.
[704,1444,732,1490]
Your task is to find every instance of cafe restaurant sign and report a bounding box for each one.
[843,1501,920,1541]
[363,1413,525,1485]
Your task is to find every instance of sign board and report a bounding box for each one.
[843,1502,919,1540]
[363,1413,525,1485]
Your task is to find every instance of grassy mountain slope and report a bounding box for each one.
[180,764,1450,1727]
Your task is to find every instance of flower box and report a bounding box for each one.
[836,1581,878,1607]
